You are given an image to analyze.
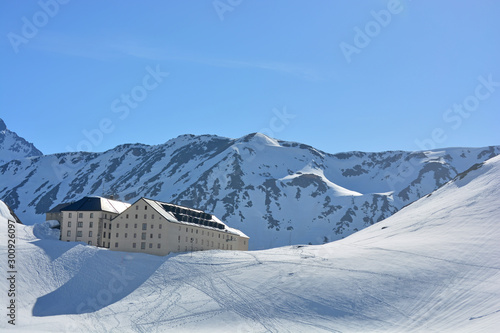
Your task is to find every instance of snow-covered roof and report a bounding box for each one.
[142,198,248,238]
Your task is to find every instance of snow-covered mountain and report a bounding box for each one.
[1,154,499,332]
[1,130,499,249]
[0,118,42,164]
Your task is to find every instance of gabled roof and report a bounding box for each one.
[60,196,130,214]
[140,198,248,238]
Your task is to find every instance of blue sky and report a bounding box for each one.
[1,0,499,155]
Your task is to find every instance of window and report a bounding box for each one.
[89,231,93,237]
[115,242,118,248]
[178,226,181,231]
[191,228,193,233]
[150,224,153,229]
[104,223,107,228]
[77,222,83,228]
[116,223,120,228]
[105,214,107,219]
[88,241,92,245]
[125,233,128,238]
[135,214,138,219]
[185,237,188,242]
[151,214,154,219]
[67,221,71,227]
[90,213,93,218]
[116,233,119,237]
[244,240,246,245]
[133,243,136,248]
[108,233,111,239]
[89,222,93,228]
[195,238,198,244]
[158,234,161,239]
[134,223,137,228]
[211,241,214,247]
[78,213,83,218]
[67,231,71,237]
[178,235,180,242]
[142,223,147,230]
[141,242,146,249]
[144,214,147,219]
[150,234,153,239]
[159,224,162,229]
[186,227,188,232]
[125,223,128,228]
[103,232,106,238]
[134,233,137,238]
[136,205,138,210]
[149,243,152,249]
[141,233,146,240]
[178,245,180,251]
[77,231,82,237]
[103,242,106,247]
[218,234,220,238]
[157,244,161,249]
[145,205,147,210]
[126,214,129,219]
[201,240,204,245]
[69,213,72,218]
[196,229,198,234]
[109,224,111,230]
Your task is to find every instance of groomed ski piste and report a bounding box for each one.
[1,155,499,332]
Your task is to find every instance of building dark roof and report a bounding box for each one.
[47,202,73,213]
[60,196,130,214]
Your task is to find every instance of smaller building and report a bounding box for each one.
[46,202,72,224]
[59,196,131,247]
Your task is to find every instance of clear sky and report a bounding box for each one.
[1,0,499,155]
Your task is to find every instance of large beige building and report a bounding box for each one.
[50,196,249,255]
[109,198,249,255]
[57,196,131,247]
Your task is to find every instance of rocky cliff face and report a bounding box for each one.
[0,129,498,249]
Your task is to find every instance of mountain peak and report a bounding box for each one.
[0,118,43,164]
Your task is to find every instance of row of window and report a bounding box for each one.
[67,230,90,237]
[67,212,111,219]
[113,232,162,239]
[122,214,157,220]
[114,242,160,250]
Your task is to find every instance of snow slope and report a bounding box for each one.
[1,155,499,332]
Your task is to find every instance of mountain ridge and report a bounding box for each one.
[1,125,498,249]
